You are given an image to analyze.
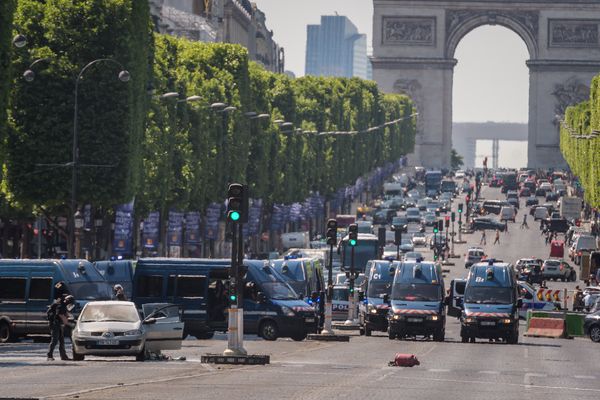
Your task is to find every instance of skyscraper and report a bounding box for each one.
[305,15,370,79]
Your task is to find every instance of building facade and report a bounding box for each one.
[150,0,284,73]
[305,15,371,79]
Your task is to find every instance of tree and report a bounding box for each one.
[451,148,464,170]
[0,0,16,162]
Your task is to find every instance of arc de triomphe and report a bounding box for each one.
[372,0,600,168]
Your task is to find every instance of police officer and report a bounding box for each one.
[47,295,75,361]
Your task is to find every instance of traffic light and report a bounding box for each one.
[438,220,444,232]
[444,216,450,228]
[433,224,439,234]
[394,229,402,246]
[451,212,456,222]
[465,195,470,205]
[348,224,358,247]
[326,219,338,246]
[458,203,464,214]
[226,183,248,223]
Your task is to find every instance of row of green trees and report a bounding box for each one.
[2,1,415,229]
[560,75,600,208]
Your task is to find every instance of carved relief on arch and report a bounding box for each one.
[394,79,424,134]
[445,9,539,58]
[552,77,590,125]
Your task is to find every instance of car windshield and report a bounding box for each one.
[260,282,298,300]
[80,304,139,323]
[464,287,513,304]
[68,282,113,301]
[392,283,441,301]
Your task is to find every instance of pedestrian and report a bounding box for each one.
[521,214,529,229]
[493,229,500,245]
[47,294,75,361]
[480,230,487,245]
[113,284,127,301]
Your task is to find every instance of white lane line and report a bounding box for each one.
[524,373,548,387]
[376,371,396,382]
[428,369,451,373]
[479,370,500,375]
[573,375,596,380]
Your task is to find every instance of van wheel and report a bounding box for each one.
[469,337,476,343]
[507,331,519,345]
[461,335,468,343]
[194,332,215,340]
[0,321,15,343]
[359,327,365,336]
[433,328,445,342]
[72,349,84,361]
[259,320,279,341]
[291,333,307,341]
[388,330,396,340]
[365,327,372,337]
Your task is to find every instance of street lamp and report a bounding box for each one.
[74,209,84,259]
[69,59,130,258]
[12,33,27,48]
[22,58,53,82]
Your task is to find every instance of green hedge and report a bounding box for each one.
[6,0,152,210]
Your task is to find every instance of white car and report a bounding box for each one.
[534,206,549,221]
[72,301,183,361]
[455,170,465,179]
[411,232,427,247]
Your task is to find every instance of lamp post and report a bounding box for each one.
[74,209,84,259]
[94,212,103,260]
[69,59,130,258]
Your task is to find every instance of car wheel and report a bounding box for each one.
[72,348,84,361]
[570,271,577,282]
[291,332,307,341]
[259,320,279,341]
[0,321,15,343]
[590,325,600,343]
[194,331,215,340]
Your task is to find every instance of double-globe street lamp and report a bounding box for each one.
[24,58,130,258]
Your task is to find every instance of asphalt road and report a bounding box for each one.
[1,184,598,400]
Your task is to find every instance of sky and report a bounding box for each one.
[253,0,529,124]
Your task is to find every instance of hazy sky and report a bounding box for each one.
[253,0,529,123]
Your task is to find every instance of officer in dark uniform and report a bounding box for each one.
[47,295,75,361]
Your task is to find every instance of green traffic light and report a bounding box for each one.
[349,239,357,247]
[229,294,237,301]
[229,211,240,221]
[433,228,438,233]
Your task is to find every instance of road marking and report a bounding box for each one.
[524,373,548,387]
[524,347,529,359]
[428,368,450,373]
[376,371,396,381]
[479,370,500,375]
[573,375,596,380]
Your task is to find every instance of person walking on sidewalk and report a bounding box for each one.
[521,214,529,229]
[493,229,500,245]
[480,230,487,245]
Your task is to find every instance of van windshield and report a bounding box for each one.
[260,282,298,300]
[392,283,441,301]
[465,287,513,304]
[368,281,392,298]
[68,282,113,300]
[277,262,305,281]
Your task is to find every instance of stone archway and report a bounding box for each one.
[372,0,600,168]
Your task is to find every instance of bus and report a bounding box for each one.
[340,233,379,273]
[425,171,443,197]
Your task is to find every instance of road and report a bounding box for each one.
[1,183,598,400]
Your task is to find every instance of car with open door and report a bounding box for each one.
[72,301,184,361]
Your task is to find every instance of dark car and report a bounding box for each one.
[545,216,571,233]
[525,196,539,207]
[489,176,503,187]
[535,188,547,197]
[584,311,600,343]
[519,187,531,197]
[507,197,520,209]
[470,217,507,231]
[545,192,559,202]
[374,209,396,225]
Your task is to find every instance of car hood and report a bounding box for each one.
[391,300,441,315]
[76,320,141,333]
[464,303,513,317]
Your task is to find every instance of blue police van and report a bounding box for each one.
[132,258,317,341]
[0,259,113,342]
[388,261,446,341]
[460,260,521,344]
[94,259,135,299]
[359,260,394,336]
[270,256,325,304]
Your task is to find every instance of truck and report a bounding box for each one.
[383,182,403,197]
[440,179,457,196]
[560,196,582,223]
[424,171,442,197]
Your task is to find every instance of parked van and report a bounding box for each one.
[388,261,446,341]
[132,258,317,341]
[359,260,394,336]
[270,257,325,303]
[460,260,521,344]
[0,259,113,342]
[500,206,516,223]
[94,260,135,299]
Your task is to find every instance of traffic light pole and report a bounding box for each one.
[345,246,357,326]
[321,242,335,335]
[224,222,247,357]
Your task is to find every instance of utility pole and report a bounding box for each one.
[345,224,358,326]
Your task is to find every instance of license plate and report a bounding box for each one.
[407,317,423,323]
[305,318,315,323]
[480,321,496,326]
[98,339,119,345]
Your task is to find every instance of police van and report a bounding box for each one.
[270,256,324,305]
[387,261,446,341]
[94,259,135,299]
[460,260,521,344]
[359,260,394,336]
[0,259,113,342]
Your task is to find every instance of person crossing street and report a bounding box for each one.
[493,229,500,245]
[521,214,529,229]
[480,230,487,245]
